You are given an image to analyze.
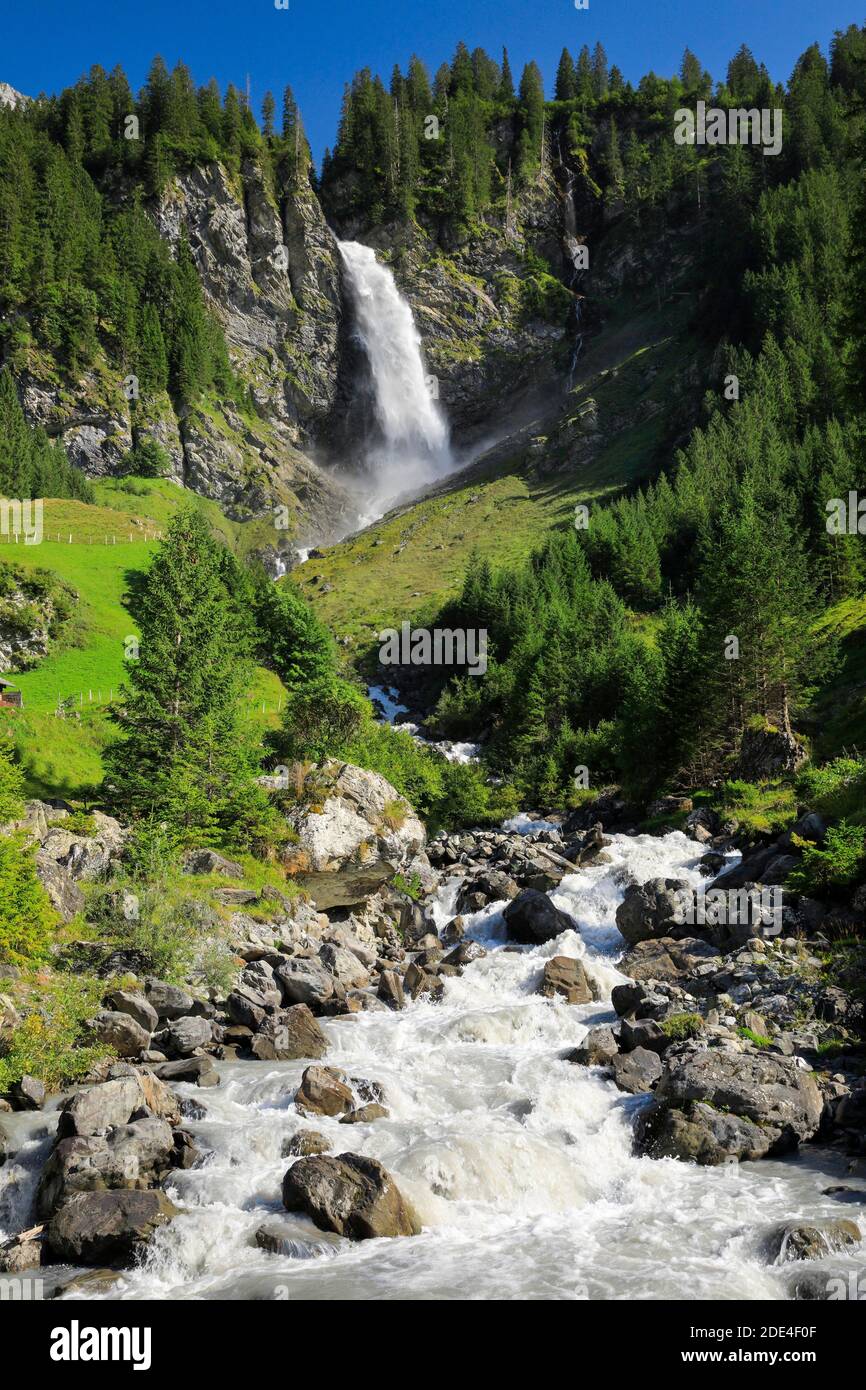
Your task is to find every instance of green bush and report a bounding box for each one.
[796,758,866,826]
[788,821,866,896]
[0,736,25,823]
[0,975,109,1092]
[0,833,57,965]
[661,1012,704,1040]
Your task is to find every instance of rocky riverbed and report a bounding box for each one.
[1,778,865,1300]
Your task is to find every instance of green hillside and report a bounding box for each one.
[2,487,287,799]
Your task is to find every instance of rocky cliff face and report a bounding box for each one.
[16,148,576,537]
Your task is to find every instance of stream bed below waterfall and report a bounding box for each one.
[3,830,865,1301]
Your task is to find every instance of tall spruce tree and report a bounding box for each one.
[103,509,274,847]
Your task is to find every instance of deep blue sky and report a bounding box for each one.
[3,0,864,164]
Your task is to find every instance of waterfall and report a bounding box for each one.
[562,171,586,388]
[338,240,452,514]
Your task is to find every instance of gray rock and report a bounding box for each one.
[164,1015,213,1057]
[282,1153,420,1239]
[615,878,691,946]
[294,1065,353,1118]
[145,978,195,1020]
[10,1074,45,1111]
[0,1228,46,1273]
[569,1025,619,1067]
[104,990,158,1035]
[150,1057,219,1087]
[226,986,267,1031]
[377,970,405,1010]
[339,1103,389,1124]
[620,1017,668,1054]
[636,1044,823,1164]
[282,1129,330,1157]
[503,889,577,944]
[34,854,84,922]
[276,957,336,1009]
[612,1047,663,1094]
[58,1074,179,1138]
[318,942,370,990]
[183,849,244,877]
[762,1220,861,1264]
[47,1189,178,1265]
[37,1116,176,1218]
[249,1005,327,1062]
[88,1011,150,1058]
[539,955,593,1004]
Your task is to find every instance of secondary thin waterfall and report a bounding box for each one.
[338,240,452,514]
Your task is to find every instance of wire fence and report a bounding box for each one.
[0,531,164,545]
[37,690,285,716]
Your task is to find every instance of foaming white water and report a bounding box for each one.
[339,241,452,514]
[10,828,863,1301]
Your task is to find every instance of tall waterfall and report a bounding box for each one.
[338,240,452,513]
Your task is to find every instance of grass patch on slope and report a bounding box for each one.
[2,489,287,798]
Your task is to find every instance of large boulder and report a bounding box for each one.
[612,1047,663,1094]
[734,724,807,780]
[162,1015,212,1057]
[87,1010,151,1058]
[615,878,691,947]
[104,989,159,1034]
[145,978,196,1020]
[282,1153,420,1239]
[37,1116,176,1218]
[183,848,244,877]
[539,956,593,1004]
[249,1005,327,1061]
[36,811,125,881]
[34,854,84,922]
[503,889,576,944]
[636,1044,823,1165]
[569,1024,619,1067]
[318,942,369,990]
[57,1074,179,1138]
[47,1189,178,1265]
[9,1074,45,1111]
[285,761,426,909]
[619,936,720,983]
[276,957,337,1009]
[294,1065,353,1117]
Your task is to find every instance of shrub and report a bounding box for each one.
[0,975,109,1092]
[0,833,57,965]
[796,758,866,826]
[788,821,866,895]
[0,735,25,823]
[381,798,408,831]
[392,871,423,902]
[661,1012,704,1041]
[280,678,368,762]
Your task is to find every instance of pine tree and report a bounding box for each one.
[575,46,593,103]
[555,49,577,102]
[499,48,515,101]
[591,43,609,99]
[261,91,276,138]
[680,48,703,90]
[103,509,274,847]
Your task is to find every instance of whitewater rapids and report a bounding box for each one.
[3,829,864,1301]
